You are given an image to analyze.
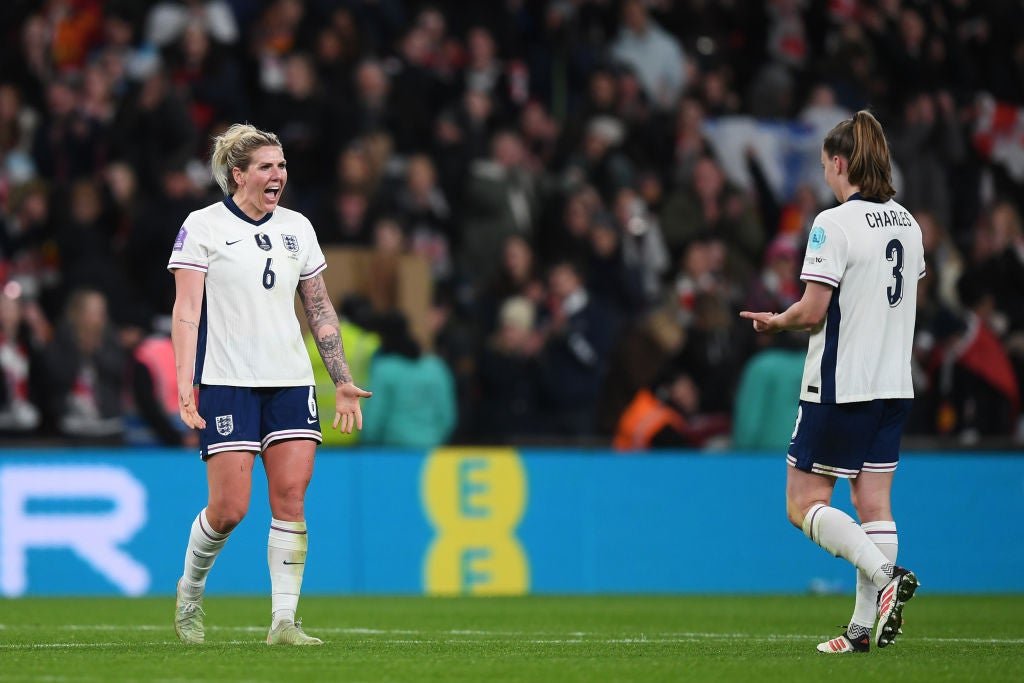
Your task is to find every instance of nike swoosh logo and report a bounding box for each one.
[283,560,305,565]
[307,417,318,424]
[225,239,242,245]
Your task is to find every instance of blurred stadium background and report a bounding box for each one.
[0,0,1022,610]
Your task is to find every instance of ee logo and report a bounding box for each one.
[421,448,529,595]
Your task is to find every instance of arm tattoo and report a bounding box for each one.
[178,318,198,332]
[298,276,352,384]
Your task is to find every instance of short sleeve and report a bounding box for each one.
[800,213,847,288]
[167,214,209,274]
[299,217,327,280]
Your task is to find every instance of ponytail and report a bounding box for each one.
[823,110,896,200]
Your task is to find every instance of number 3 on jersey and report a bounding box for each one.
[885,239,903,307]
[262,257,276,289]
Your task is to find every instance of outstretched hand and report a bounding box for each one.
[739,310,779,334]
[334,382,372,433]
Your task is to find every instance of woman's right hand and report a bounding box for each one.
[178,384,206,430]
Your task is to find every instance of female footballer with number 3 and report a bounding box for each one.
[168,123,371,646]
[741,110,923,654]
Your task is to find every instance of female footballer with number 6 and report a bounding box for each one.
[168,123,371,646]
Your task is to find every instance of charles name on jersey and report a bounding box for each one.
[865,209,913,229]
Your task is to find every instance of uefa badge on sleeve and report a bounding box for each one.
[809,226,826,250]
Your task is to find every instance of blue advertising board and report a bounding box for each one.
[0,447,1021,596]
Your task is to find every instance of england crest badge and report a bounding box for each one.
[216,414,234,435]
[282,234,299,253]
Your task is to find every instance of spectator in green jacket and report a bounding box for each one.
[361,310,456,448]
[731,348,805,451]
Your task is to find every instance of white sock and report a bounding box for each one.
[851,520,898,629]
[802,504,892,589]
[269,518,307,628]
[180,508,230,598]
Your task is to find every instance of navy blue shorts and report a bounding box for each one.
[197,385,322,460]
[787,399,912,478]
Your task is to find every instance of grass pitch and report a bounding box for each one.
[1,595,1021,682]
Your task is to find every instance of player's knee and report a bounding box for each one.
[207,501,249,532]
[851,489,890,521]
[785,499,804,529]
[270,485,306,519]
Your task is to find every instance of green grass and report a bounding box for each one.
[1,595,1021,682]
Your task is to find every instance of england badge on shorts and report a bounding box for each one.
[215,414,234,435]
[282,234,299,253]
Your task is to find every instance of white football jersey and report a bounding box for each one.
[798,195,925,403]
[167,197,327,387]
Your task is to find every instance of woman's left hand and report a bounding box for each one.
[333,382,372,433]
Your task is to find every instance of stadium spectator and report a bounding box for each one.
[305,293,380,448]
[258,51,337,215]
[0,82,39,183]
[613,370,729,450]
[43,287,124,439]
[598,306,686,437]
[611,186,670,310]
[120,314,195,447]
[45,0,104,71]
[537,184,600,270]
[659,155,765,282]
[360,309,456,448]
[1,181,54,301]
[0,282,45,434]
[730,347,804,451]
[32,73,109,186]
[475,234,545,339]
[95,6,161,91]
[476,296,544,443]
[669,95,713,190]
[609,0,688,113]
[51,178,126,310]
[583,212,646,321]
[743,234,805,351]
[538,259,614,437]
[917,211,964,312]
[941,269,1020,441]
[345,59,400,147]
[674,289,752,415]
[563,114,634,205]
[169,123,371,646]
[113,68,198,195]
[124,162,210,327]
[164,19,249,143]
[144,0,239,48]
[889,90,966,237]
[390,153,454,283]
[459,129,539,291]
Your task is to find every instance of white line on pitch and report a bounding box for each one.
[0,625,1021,646]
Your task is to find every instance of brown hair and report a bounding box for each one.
[823,110,896,200]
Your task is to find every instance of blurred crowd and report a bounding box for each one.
[0,0,1022,450]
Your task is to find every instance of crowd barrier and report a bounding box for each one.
[0,447,1020,596]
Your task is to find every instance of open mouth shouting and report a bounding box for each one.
[233,145,289,220]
